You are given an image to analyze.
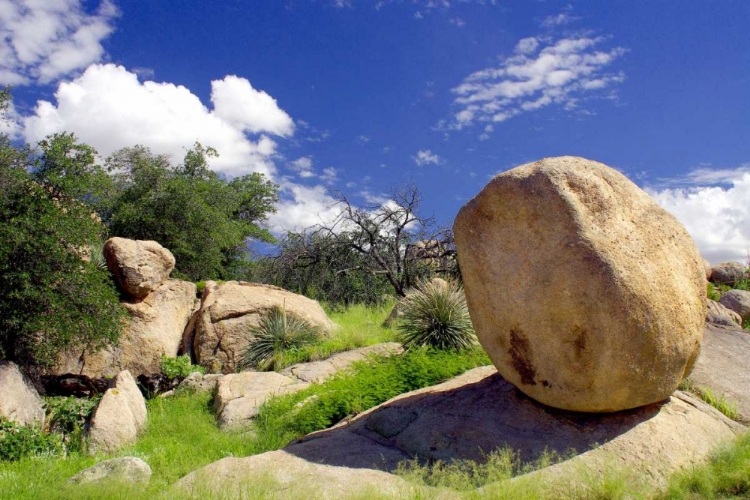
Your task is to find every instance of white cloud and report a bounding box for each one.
[211,75,294,137]
[288,156,315,178]
[21,64,294,177]
[447,35,626,130]
[357,134,370,143]
[648,166,750,264]
[0,0,118,85]
[541,13,579,28]
[449,17,466,27]
[268,183,342,233]
[320,166,338,184]
[414,149,440,166]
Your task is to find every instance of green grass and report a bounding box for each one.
[659,432,750,499]
[263,301,398,370]
[708,282,722,301]
[679,380,739,421]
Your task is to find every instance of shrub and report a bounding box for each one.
[396,278,476,351]
[239,307,322,371]
[44,396,100,453]
[160,354,205,379]
[707,282,721,301]
[0,418,64,461]
[0,135,124,371]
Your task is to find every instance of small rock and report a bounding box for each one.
[87,370,147,455]
[0,361,45,427]
[707,299,742,327]
[179,372,222,393]
[719,289,750,322]
[214,372,308,429]
[281,343,402,384]
[70,457,151,485]
[710,262,747,286]
[104,237,175,299]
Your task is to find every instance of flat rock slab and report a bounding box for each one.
[280,343,403,384]
[689,324,750,422]
[214,372,309,429]
[186,366,743,498]
[70,457,152,485]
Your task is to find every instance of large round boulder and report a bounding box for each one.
[454,156,706,413]
[188,281,336,373]
[710,261,746,286]
[104,237,175,299]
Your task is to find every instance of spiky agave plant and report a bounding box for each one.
[397,278,477,351]
[88,241,108,271]
[239,306,321,371]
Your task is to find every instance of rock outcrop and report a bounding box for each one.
[706,299,743,327]
[104,237,175,299]
[179,366,742,498]
[454,156,706,412]
[188,281,336,373]
[719,289,750,322]
[0,362,45,427]
[689,323,750,422]
[54,279,196,378]
[213,372,309,429]
[280,343,402,384]
[70,457,152,485]
[87,370,147,455]
[710,261,746,286]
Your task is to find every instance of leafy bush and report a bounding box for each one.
[0,132,124,371]
[254,347,490,441]
[44,396,100,453]
[396,278,477,351]
[239,307,321,371]
[707,282,721,301]
[0,418,63,461]
[160,354,205,379]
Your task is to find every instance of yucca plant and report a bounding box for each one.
[397,278,477,351]
[239,306,321,371]
[88,241,108,271]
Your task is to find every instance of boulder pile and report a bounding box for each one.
[54,238,196,378]
[184,281,336,373]
[454,156,706,412]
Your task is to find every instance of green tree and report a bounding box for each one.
[0,93,123,372]
[106,143,279,281]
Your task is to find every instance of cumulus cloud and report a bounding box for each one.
[0,0,118,85]
[267,183,342,233]
[414,149,440,166]
[648,166,750,264]
[320,166,338,184]
[21,63,295,177]
[446,35,626,130]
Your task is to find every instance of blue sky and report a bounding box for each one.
[2,0,749,262]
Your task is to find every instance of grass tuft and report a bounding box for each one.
[679,380,739,421]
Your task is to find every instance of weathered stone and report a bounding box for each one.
[104,237,175,299]
[178,372,223,393]
[0,361,45,427]
[54,279,196,378]
[88,389,137,455]
[113,371,147,430]
[87,370,147,455]
[214,371,308,429]
[280,343,402,384]
[454,156,706,412]
[719,289,750,322]
[70,457,151,485]
[689,324,750,422]
[707,299,742,327]
[181,366,742,497]
[191,281,336,373]
[710,261,747,286]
